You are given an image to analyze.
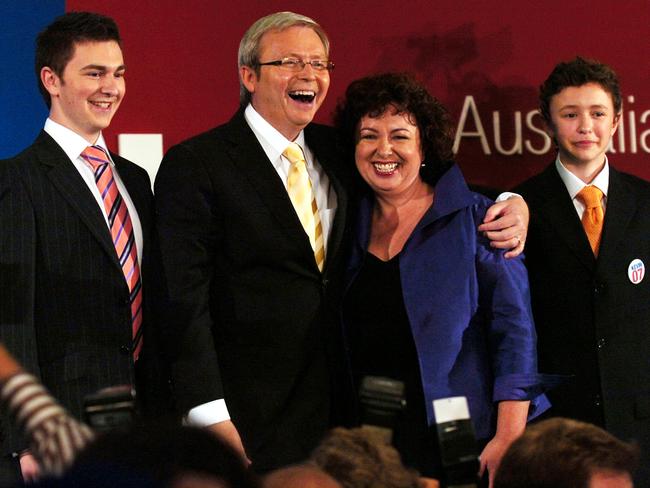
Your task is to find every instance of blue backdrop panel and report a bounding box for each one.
[0,1,65,158]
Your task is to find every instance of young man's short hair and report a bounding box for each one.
[494,417,638,488]
[35,11,122,107]
[539,56,622,125]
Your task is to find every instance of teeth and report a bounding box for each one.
[90,101,111,108]
[373,162,398,173]
[288,90,316,103]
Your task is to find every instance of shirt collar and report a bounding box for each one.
[44,118,113,165]
[555,154,609,200]
[244,104,307,161]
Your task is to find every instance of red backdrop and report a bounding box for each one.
[67,0,650,189]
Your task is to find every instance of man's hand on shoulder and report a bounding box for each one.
[206,420,251,467]
[478,195,529,259]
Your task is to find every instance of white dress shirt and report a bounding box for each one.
[44,118,144,264]
[186,105,339,427]
[244,103,337,249]
[555,155,609,219]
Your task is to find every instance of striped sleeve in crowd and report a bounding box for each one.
[1,373,95,475]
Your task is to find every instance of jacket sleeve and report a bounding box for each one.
[154,143,225,414]
[0,161,40,453]
[474,211,551,420]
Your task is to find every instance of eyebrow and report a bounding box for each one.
[358,126,414,133]
[284,52,327,59]
[80,64,127,71]
[559,103,609,110]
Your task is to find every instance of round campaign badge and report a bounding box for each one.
[628,259,645,285]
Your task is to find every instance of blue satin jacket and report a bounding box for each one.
[343,164,550,440]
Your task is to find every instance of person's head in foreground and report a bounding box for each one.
[493,417,638,488]
[310,427,423,488]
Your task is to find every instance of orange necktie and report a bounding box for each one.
[577,185,604,256]
[81,146,143,360]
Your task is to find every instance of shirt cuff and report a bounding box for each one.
[185,399,230,426]
[495,191,522,202]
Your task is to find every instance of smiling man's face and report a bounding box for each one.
[44,40,125,144]
[240,25,330,141]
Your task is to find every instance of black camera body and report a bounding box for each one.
[83,385,137,433]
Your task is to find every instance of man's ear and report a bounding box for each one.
[239,65,258,95]
[40,66,61,98]
[611,111,621,136]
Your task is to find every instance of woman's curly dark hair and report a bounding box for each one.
[333,72,454,186]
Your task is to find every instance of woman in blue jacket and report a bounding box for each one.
[334,73,549,484]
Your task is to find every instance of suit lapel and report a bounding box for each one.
[598,166,635,265]
[35,132,121,270]
[222,111,316,258]
[535,164,596,271]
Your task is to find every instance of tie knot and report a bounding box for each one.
[81,145,110,170]
[283,143,306,166]
[578,185,604,209]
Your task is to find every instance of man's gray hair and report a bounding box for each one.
[238,11,330,106]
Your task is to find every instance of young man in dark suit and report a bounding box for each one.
[155,11,531,473]
[0,12,166,482]
[516,57,650,485]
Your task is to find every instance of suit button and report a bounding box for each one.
[594,394,602,407]
[594,283,605,294]
[120,345,131,355]
[597,338,606,349]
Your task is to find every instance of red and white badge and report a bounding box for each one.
[628,259,645,285]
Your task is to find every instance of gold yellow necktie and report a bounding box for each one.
[577,185,604,256]
[283,143,324,272]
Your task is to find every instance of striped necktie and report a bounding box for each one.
[577,185,605,257]
[283,143,325,272]
[81,146,143,360]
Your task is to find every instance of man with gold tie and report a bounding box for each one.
[0,12,167,483]
[516,57,650,486]
[155,11,531,473]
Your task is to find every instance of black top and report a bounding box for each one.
[343,252,440,477]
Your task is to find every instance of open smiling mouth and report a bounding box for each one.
[373,162,399,174]
[89,101,112,109]
[288,90,316,103]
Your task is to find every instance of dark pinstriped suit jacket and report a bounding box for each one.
[0,131,167,454]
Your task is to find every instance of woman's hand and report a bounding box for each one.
[479,400,529,487]
[479,434,513,487]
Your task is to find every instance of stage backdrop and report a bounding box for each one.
[2,0,649,190]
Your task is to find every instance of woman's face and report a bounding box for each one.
[355,107,424,198]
